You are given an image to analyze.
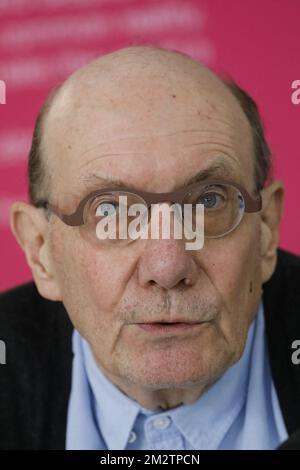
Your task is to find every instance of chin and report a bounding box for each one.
[128,367,219,391]
[119,346,231,390]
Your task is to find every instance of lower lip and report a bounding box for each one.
[136,322,203,334]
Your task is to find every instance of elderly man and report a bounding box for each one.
[0,46,299,450]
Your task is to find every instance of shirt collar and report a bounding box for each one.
[82,302,261,450]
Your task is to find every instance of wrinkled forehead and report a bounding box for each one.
[41,51,254,204]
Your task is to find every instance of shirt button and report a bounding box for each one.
[128,431,137,443]
[152,416,171,430]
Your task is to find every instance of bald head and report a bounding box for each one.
[28,46,271,206]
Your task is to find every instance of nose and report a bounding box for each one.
[137,237,198,290]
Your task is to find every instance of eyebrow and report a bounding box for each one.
[77,158,240,195]
[182,160,239,187]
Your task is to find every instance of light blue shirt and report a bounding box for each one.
[66,301,288,450]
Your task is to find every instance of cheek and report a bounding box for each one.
[51,226,139,324]
[211,215,261,295]
[201,217,262,346]
[212,240,260,299]
[77,251,133,312]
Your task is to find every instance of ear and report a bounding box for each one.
[260,180,284,283]
[10,201,62,301]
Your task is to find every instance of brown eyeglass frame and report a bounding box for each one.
[35,179,262,227]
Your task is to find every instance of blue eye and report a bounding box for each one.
[238,194,245,209]
[200,193,222,209]
[96,202,118,217]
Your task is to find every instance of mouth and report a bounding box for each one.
[135,320,206,335]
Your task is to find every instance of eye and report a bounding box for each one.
[199,192,224,209]
[238,194,245,209]
[95,201,118,217]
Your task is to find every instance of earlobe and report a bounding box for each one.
[260,222,273,257]
[10,202,44,272]
[10,201,62,301]
[260,181,284,283]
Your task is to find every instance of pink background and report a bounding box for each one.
[0,0,299,293]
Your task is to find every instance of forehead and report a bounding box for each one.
[42,54,254,202]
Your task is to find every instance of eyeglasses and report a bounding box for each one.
[35,180,262,245]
